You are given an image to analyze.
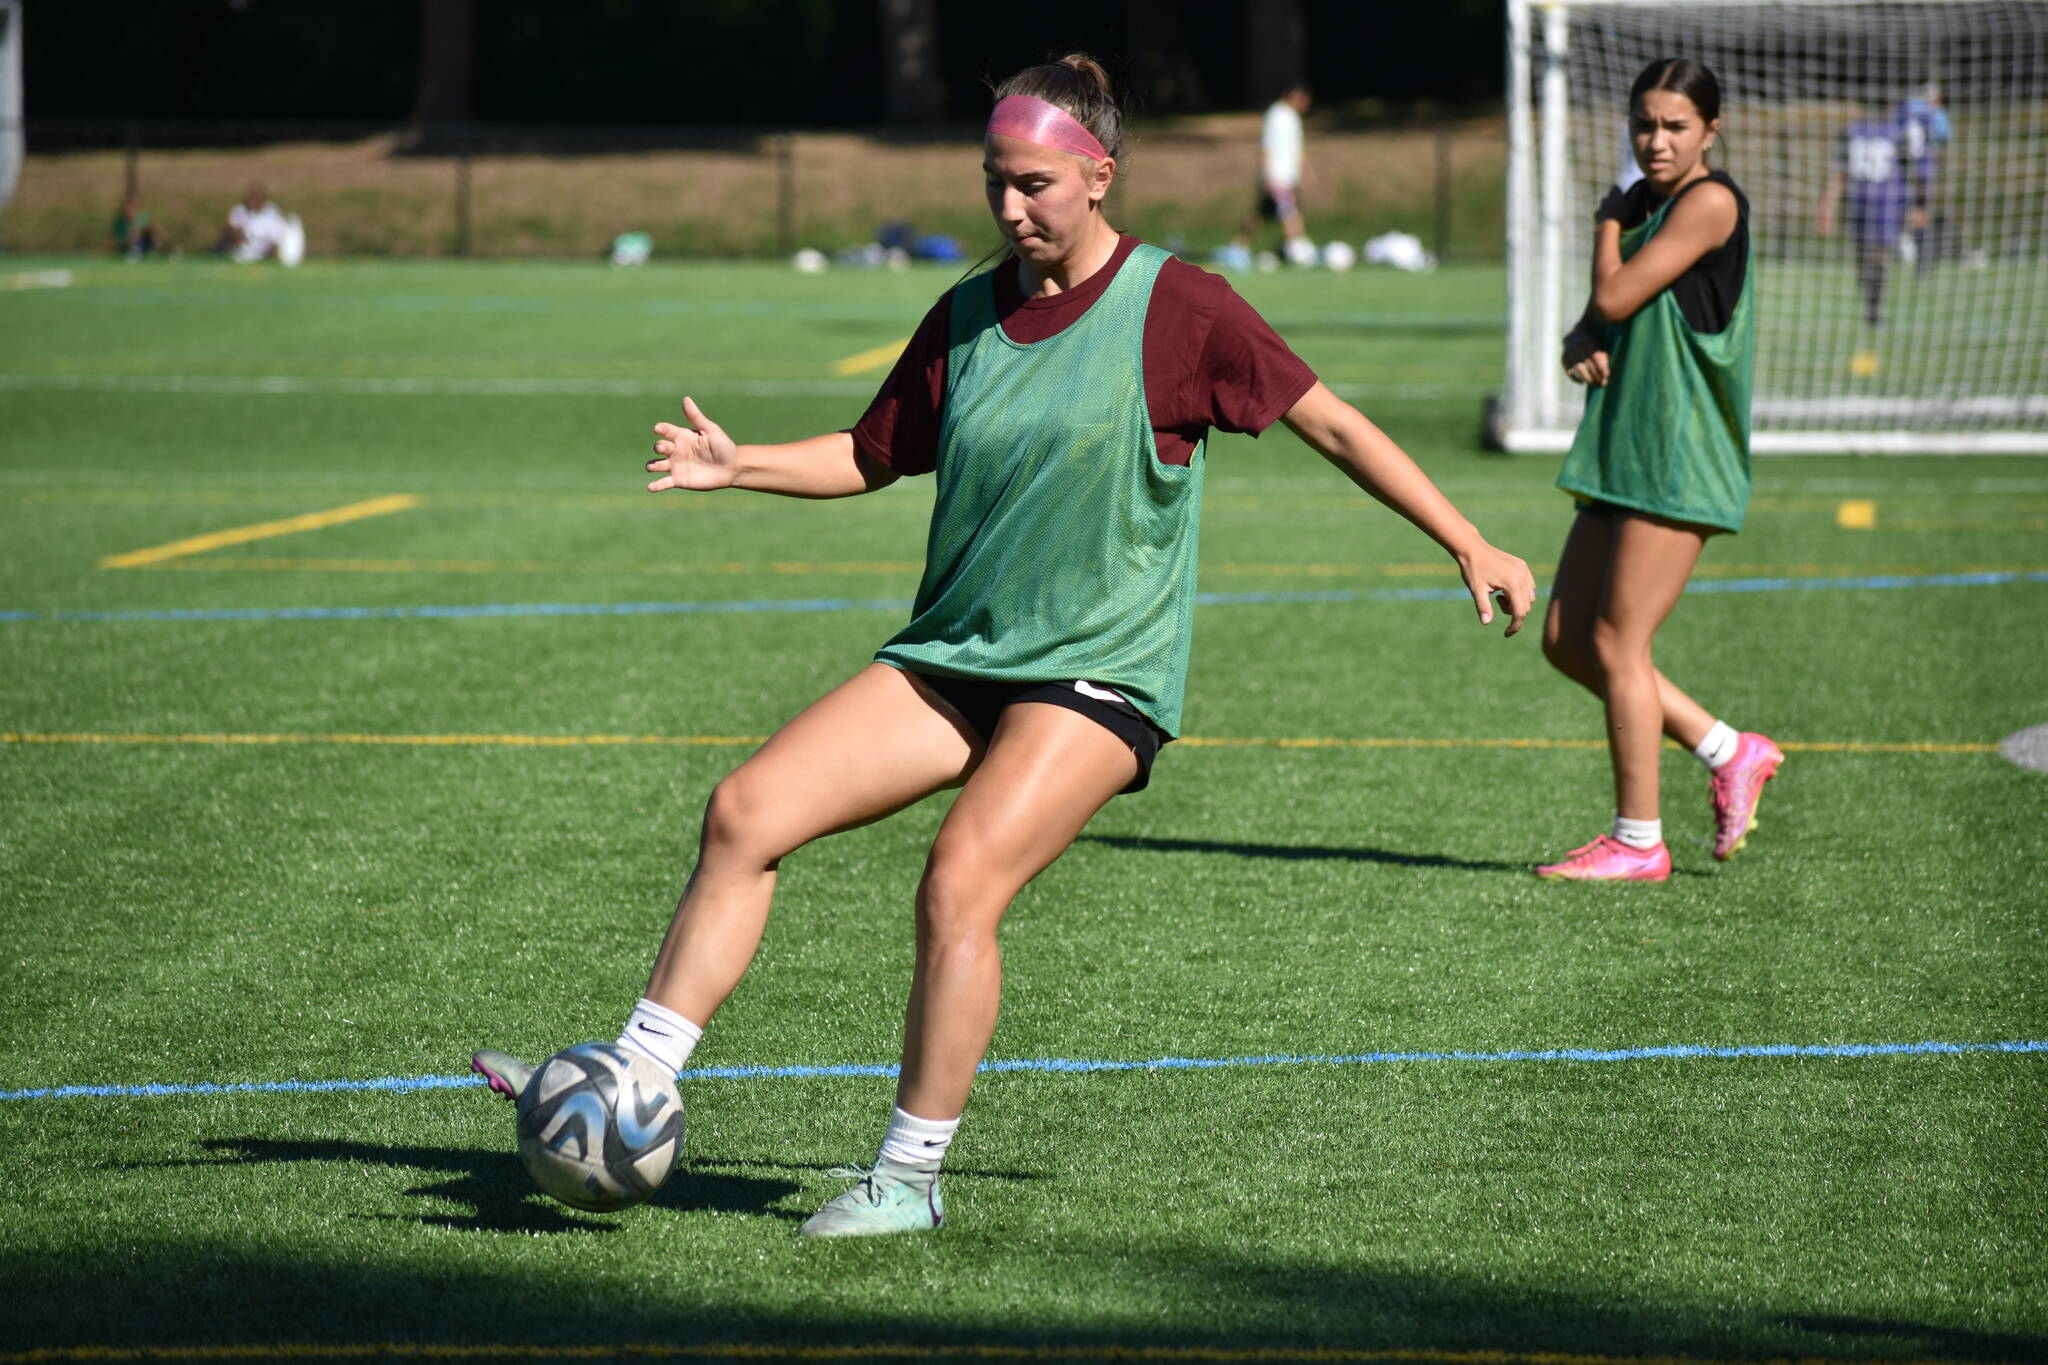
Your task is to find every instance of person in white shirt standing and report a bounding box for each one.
[1225,83,1314,266]
[219,182,304,265]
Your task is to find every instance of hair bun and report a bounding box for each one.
[1057,53,1113,99]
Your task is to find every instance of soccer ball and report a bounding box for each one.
[1320,240,1357,272]
[1284,235,1320,268]
[515,1042,684,1212]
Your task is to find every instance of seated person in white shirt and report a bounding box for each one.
[218,183,303,265]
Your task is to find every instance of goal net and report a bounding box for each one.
[1497,0,2048,454]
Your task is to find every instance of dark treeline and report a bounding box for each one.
[23,0,1503,130]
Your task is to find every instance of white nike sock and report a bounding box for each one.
[1612,815,1663,850]
[1694,720,1739,770]
[875,1105,959,1171]
[617,997,702,1075]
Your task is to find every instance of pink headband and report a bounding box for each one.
[986,95,1108,161]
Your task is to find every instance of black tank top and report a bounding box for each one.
[1613,170,1748,335]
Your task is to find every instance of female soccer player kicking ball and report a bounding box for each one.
[475,54,1533,1236]
[1538,58,1781,883]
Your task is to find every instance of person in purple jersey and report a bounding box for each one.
[1817,103,1933,327]
[1898,81,1950,268]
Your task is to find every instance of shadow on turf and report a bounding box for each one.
[1783,1314,2048,1362]
[1080,833,1528,873]
[154,1138,814,1231]
[151,1139,1047,1235]
[1080,834,1713,878]
[7,1237,2044,1361]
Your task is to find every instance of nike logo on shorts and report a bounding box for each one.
[1072,679,1128,705]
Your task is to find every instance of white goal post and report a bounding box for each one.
[0,1,21,229]
[1497,0,2048,454]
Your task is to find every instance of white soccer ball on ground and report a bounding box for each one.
[1284,235,1320,268]
[1363,231,1438,274]
[1321,240,1357,272]
[515,1041,684,1212]
[791,247,829,274]
[278,216,306,268]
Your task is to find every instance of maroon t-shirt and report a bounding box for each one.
[852,234,1318,473]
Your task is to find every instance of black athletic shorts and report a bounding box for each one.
[1256,185,1300,222]
[912,673,1168,794]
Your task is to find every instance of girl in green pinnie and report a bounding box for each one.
[474,54,1533,1236]
[1538,58,1783,883]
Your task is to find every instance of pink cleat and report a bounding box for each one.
[1709,732,1785,861]
[1535,835,1671,882]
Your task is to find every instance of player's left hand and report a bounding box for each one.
[1562,329,1610,386]
[1457,542,1536,637]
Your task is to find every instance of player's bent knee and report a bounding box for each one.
[699,769,805,866]
[1542,626,1602,689]
[916,847,1016,936]
[1542,630,1583,677]
[1589,620,1651,675]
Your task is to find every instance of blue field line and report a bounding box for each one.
[3,1037,2041,1103]
[5,570,2046,626]
[1685,569,2048,595]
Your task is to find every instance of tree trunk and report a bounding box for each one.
[1121,0,1208,112]
[1243,0,1307,107]
[410,0,474,131]
[877,0,945,124]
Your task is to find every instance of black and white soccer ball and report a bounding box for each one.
[514,1041,684,1212]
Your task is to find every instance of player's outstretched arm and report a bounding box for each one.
[1281,383,1535,635]
[647,396,899,500]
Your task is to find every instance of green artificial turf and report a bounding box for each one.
[0,256,2043,1361]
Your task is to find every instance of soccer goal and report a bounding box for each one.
[1497,0,2048,454]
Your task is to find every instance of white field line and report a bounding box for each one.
[0,373,1487,401]
[0,269,73,291]
[0,373,872,399]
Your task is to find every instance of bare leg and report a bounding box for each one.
[1591,515,1708,821]
[1543,509,1717,749]
[894,703,1138,1120]
[641,664,977,1026]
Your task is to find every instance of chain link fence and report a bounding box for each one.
[7,116,1505,263]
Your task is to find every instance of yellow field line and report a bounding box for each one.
[132,557,925,576]
[0,732,1995,755]
[0,732,770,748]
[79,554,2048,579]
[0,1343,2014,1365]
[831,336,911,377]
[1887,517,2048,532]
[99,495,421,569]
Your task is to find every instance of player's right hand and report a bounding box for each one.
[1561,330,1610,387]
[647,396,739,492]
